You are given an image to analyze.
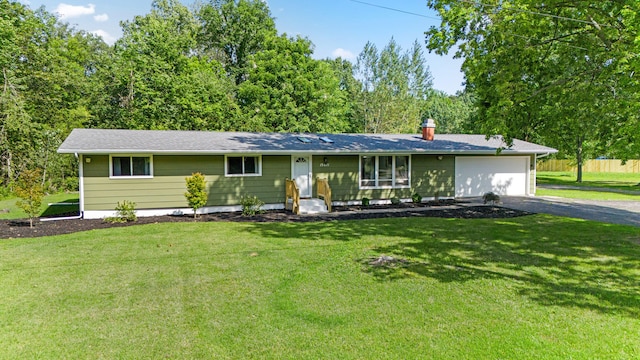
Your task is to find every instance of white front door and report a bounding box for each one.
[292,155,312,198]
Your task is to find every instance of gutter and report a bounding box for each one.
[536,152,553,160]
[59,149,558,156]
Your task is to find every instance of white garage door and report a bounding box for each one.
[455,156,530,197]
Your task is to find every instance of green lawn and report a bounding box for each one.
[537,171,640,190]
[0,192,79,220]
[536,171,640,200]
[536,188,640,201]
[2,216,639,359]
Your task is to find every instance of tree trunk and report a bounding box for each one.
[576,135,583,183]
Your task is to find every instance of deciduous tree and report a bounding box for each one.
[14,169,44,228]
[354,39,433,134]
[237,34,350,133]
[425,0,640,181]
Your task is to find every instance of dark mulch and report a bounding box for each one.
[0,201,532,239]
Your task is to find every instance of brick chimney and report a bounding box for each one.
[421,118,436,141]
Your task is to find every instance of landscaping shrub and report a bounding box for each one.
[185,173,208,218]
[390,196,401,205]
[241,195,264,216]
[105,200,137,223]
[361,197,370,207]
[411,193,422,203]
[483,192,501,204]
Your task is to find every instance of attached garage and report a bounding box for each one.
[455,156,531,197]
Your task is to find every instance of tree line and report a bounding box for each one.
[3,0,639,192]
[0,0,474,193]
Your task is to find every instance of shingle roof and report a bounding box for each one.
[58,129,557,155]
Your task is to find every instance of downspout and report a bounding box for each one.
[77,153,85,219]
[533,152,552,196]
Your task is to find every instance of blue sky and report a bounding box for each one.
[18,0,464,94]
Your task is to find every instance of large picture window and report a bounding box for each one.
[360,155,410,188]
[226,155,261,176]
[110,155,152,178]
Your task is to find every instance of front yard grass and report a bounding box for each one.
[2,216,640,359]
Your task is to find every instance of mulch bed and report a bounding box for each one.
[0,201,532,239]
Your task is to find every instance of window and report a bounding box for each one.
[226,155,261,176]
[110,155,152,178]
[360,155,410,188]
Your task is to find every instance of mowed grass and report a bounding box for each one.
[536,188,640,201]
[537,171,640,190]
[2,216,640,359]
[536,171,640,200]
[0,192,79,220]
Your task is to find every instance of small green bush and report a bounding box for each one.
[64,177,79,192]
[411,193,422,203]
[185,172,208,218]
[105,200,137,223]
[390,196,401,205]
[241,195,264,216]
[0,185,11,200]
[483,192,501,204]
[361,197,370,207]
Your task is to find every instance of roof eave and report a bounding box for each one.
[58,148,557,155]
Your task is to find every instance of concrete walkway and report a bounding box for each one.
[499,195,640,227]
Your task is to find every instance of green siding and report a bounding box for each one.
[83,155,289,211]
[411,155,455,198]
[312,154,455,201]
[83,152,533,211]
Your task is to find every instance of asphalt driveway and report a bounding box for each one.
[499,196,640,227]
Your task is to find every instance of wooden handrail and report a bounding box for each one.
[316,177,332,212]
[285,178,300,215]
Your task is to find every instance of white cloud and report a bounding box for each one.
[331,48,356,61]
[54,3,96,20]
[94,13,109,22]
[91,29,116,45]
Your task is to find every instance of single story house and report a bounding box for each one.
[58,123,557,219]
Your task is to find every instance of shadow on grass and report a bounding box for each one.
[245,215,640,318]
[40,197,80,218]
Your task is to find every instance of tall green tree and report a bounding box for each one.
[93,0,240,131]
[423,90,477,134]
[237,34,350,133]
[324,57,363,132]
[354,39,433,133]
[425,0,640,181]
[198,0,277,85]
[1,1,100,188]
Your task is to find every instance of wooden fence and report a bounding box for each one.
[537,159,640,173]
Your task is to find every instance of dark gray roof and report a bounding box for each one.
[58,129,557,155]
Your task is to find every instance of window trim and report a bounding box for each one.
[109,154,154,179]
[224,155,262,177]
[359,154,411,189]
